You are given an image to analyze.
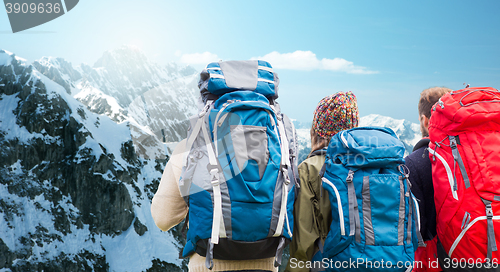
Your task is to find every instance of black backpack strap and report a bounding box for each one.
[268,97,275,105]
[178,213,190,259]
[181,212,189,238]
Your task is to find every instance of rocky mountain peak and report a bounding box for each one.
[32,57,82,94]
[0,49,28,67]
[1,49,185,271]
[93,45,149,71]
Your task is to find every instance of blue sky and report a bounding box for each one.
[1,0,499,124]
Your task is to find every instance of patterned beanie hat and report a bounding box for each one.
[312,91,359,138]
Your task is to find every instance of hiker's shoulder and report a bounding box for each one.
[299,153,325,176]
[406,138,430,164]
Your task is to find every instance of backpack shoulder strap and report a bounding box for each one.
[183,100,213,166]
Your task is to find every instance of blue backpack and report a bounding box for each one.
[318,127,423,271]
[179,60,298,269]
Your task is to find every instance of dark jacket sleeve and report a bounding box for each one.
[405,144,436,241]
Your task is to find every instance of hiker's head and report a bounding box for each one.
[310,91,359,152]
[418,87,452,137]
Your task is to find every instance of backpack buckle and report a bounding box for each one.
[208,167,219,186]
[346,170,354,183]
[199,101,213,118]
[281,167,290,185]
[486,204,494,219]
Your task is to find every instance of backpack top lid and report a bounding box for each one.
[198,60,279,99]
[213,90,270,109]
[327,126,405,169]
[429,87,500,134]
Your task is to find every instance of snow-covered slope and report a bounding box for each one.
[126,73,199,145]
[31,45,201,163]
[34,45,199,144]
[0,49,186,271]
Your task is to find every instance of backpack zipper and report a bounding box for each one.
[438,99,444,109]
[217,113,228,127]
[433,98,445,112]
[428,147,459,200]
[448,214,500,258]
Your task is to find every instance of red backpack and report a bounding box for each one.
[428,87,500,269]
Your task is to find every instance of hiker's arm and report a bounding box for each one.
[286,163,320,272]
[151,140,188,232]
[405,155,427,239]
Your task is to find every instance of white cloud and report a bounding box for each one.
[179,52,220,65]
[253,50,378,74]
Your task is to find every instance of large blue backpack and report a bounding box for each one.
[319,127,423,271]
[179,60,298,269]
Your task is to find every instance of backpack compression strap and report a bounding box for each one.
[271,105,292,267]
[273,110,292,238]
[484,200,498,262]
[203,120,223,245]
[399,164,425,247]
[346,170,361,242]
[182,100,221,270]
[202,101,223,270]
[183,100,213,167]
[449,136,471,189]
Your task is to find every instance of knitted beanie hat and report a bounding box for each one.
[312,91,359,138]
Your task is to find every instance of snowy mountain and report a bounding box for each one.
[0,49,189,271]
[295,114,421,162]
[30,45,201,162]
[359,114,421,155]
